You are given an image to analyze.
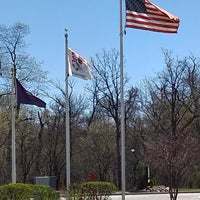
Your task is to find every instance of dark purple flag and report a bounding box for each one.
[16,78,46,108]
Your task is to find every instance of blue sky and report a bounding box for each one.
[1,0,200,95]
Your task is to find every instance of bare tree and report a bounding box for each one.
[141,51,200,200]
[87,49,123,188]
[71,118,117,183]
[0,23,47,87]
[0,22,48,183]
[87,49,139,189]
[40,79,90,188]
[16,113,41,183]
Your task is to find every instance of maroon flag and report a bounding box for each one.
[16,78,46,108]
[126,0,180,33]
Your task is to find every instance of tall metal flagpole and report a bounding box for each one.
[65,29,70,200]
[120,0,126,200]
[11,66,16,183]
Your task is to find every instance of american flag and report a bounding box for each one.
[126,0,180,33]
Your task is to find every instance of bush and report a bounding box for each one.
[150,177,157,187]
[69,181,117,200]
[33,184,59,200]
[69,183,84,200]
[0,183,59,200]
[0,183,32,200]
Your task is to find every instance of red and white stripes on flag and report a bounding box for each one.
[126,0,180,33]
[68,48,92,80]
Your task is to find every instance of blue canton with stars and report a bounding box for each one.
[126,0,147,13]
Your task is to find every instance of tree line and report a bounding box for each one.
[0,23,200,200]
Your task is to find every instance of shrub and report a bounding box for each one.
[150,177,157,187]
[69,183,84,200]
[0,183,33,200]
[69,181,117,200]
[0,183,59,200]
[33,184,59,200]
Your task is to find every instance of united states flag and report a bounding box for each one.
[126,0,180,33]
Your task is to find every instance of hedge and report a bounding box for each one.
[69,181,117,200]
[0,183,59,200]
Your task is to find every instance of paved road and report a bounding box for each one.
[110,193,200,200]
[60,193,200,200]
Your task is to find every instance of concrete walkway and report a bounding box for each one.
[60,193,200,200]
[110,193,200,200]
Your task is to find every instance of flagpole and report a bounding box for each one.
[11,66,16,183]
[65,29,70,200]
[120,0,125,200]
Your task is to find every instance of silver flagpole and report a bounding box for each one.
[120,0,126,200]
[65,29,70,200]
[11,66,16,183]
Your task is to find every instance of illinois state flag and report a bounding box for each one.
[126,0,180,33]
[68,48,92,80]
[16,78,46,108]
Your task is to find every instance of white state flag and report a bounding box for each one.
[68,48,92,80]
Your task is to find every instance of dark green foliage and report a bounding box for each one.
[149,177,157,187]
[0,183,59,200]
[69,181,117,200]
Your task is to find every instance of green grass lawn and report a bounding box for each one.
[179,188,200,192]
